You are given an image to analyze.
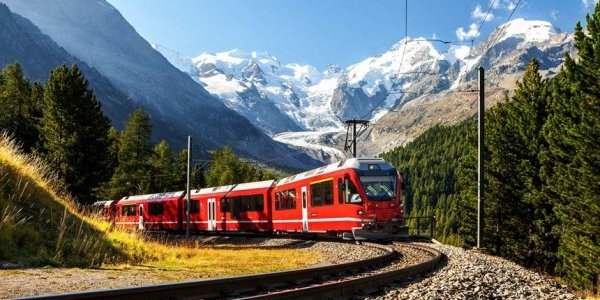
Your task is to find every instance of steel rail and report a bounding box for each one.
[19,243,397,300]
[238,243,444,299]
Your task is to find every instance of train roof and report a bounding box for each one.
[111,158,392,202]
[118,191,184,204]
[276,158,388,186]
[191,180,275,196]
[91,200,112,207]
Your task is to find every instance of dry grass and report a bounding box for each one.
[0,133,319,274]
[578,291,600,300]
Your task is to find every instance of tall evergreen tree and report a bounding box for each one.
[205,146,277,187]
[29,82,44,150]
[485,60,557,270]
[105,109,153,198]
[149,140,178,192]
[177,149,205,190]
[381,119,477,245]
[205,147,243,187]
[40,65,112,203]
[0,64,40,151]
[541,6,600,290]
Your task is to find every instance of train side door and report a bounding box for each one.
[207,198,216,231]
[138,204,144,230]
[301,186,308,232]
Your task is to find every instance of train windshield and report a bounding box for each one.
[359,176,396,201]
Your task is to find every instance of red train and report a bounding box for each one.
[96,158,406,240]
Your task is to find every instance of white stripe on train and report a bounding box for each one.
[116,217,374,226]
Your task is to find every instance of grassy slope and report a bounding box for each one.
[0,134,319,274]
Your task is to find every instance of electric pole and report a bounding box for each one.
[344,119,369,158]
[477,66,485,249]
[185,135,192,238]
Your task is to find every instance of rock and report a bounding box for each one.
[0,262,24,269]
[363,242,580,300]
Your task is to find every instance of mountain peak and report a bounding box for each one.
[494,18,560,44]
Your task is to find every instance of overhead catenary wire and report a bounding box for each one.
[191,0,523,164]
[356,0,409,121]
[373,0,522,125]
[474,0,498,42]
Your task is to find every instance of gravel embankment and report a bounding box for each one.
[305,241,386,264]
[366,242,579,300]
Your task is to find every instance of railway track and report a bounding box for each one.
[20,242,443,300]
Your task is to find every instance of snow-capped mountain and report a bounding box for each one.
[362,18,573,156]
[332,38,451,122]
[190,49,343,134]
[156,18,573,160]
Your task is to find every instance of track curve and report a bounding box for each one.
[20,243,443,300]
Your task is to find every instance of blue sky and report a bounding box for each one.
[107,0,596,69]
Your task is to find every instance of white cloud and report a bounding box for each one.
[456,23,481,41]
[582,0,599,8]
[472,4,494,21]
[490,0,519,11]
[506,1,517,10]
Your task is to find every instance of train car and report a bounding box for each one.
[104,158,404,240]
[112,192,185,231]
[272,158,404,240]
[90,200,112,219]
[190,180,274,232]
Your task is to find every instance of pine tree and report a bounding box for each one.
[205,147,241,186]
[149,140,178,192]
[484,60,558,270]
[541,6,600,290]
[105,109,153,198]
[29,82,44,150]
[204,146,277,187]
[177,149,205,190]
[0,64,40,151]
[381,119,477,246]
[40,65,112,203]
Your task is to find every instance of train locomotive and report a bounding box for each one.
[97,158,407,240]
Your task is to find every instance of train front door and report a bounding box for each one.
[301,186,308,232]
[207,198,216,231]
[138,204,144,230]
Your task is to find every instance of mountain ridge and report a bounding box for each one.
[0,0,321,170]
[155,18,573,160]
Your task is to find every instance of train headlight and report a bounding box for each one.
[357,209,365,216]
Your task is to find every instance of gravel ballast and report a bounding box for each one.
[366,242,579,300]
[0,240,382,299]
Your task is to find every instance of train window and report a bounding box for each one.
[183,200,200,214]
[149,203,164,215]
[310,180,333,206]
[345,178,361,204]
[220,198,229,212]
[121,205,136,216]
[190,200,200,214]
[222,195,264,215]
[275,189,296,210]
[239,195,264,212]
[338,178,360,204]
[338,179,344,204]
